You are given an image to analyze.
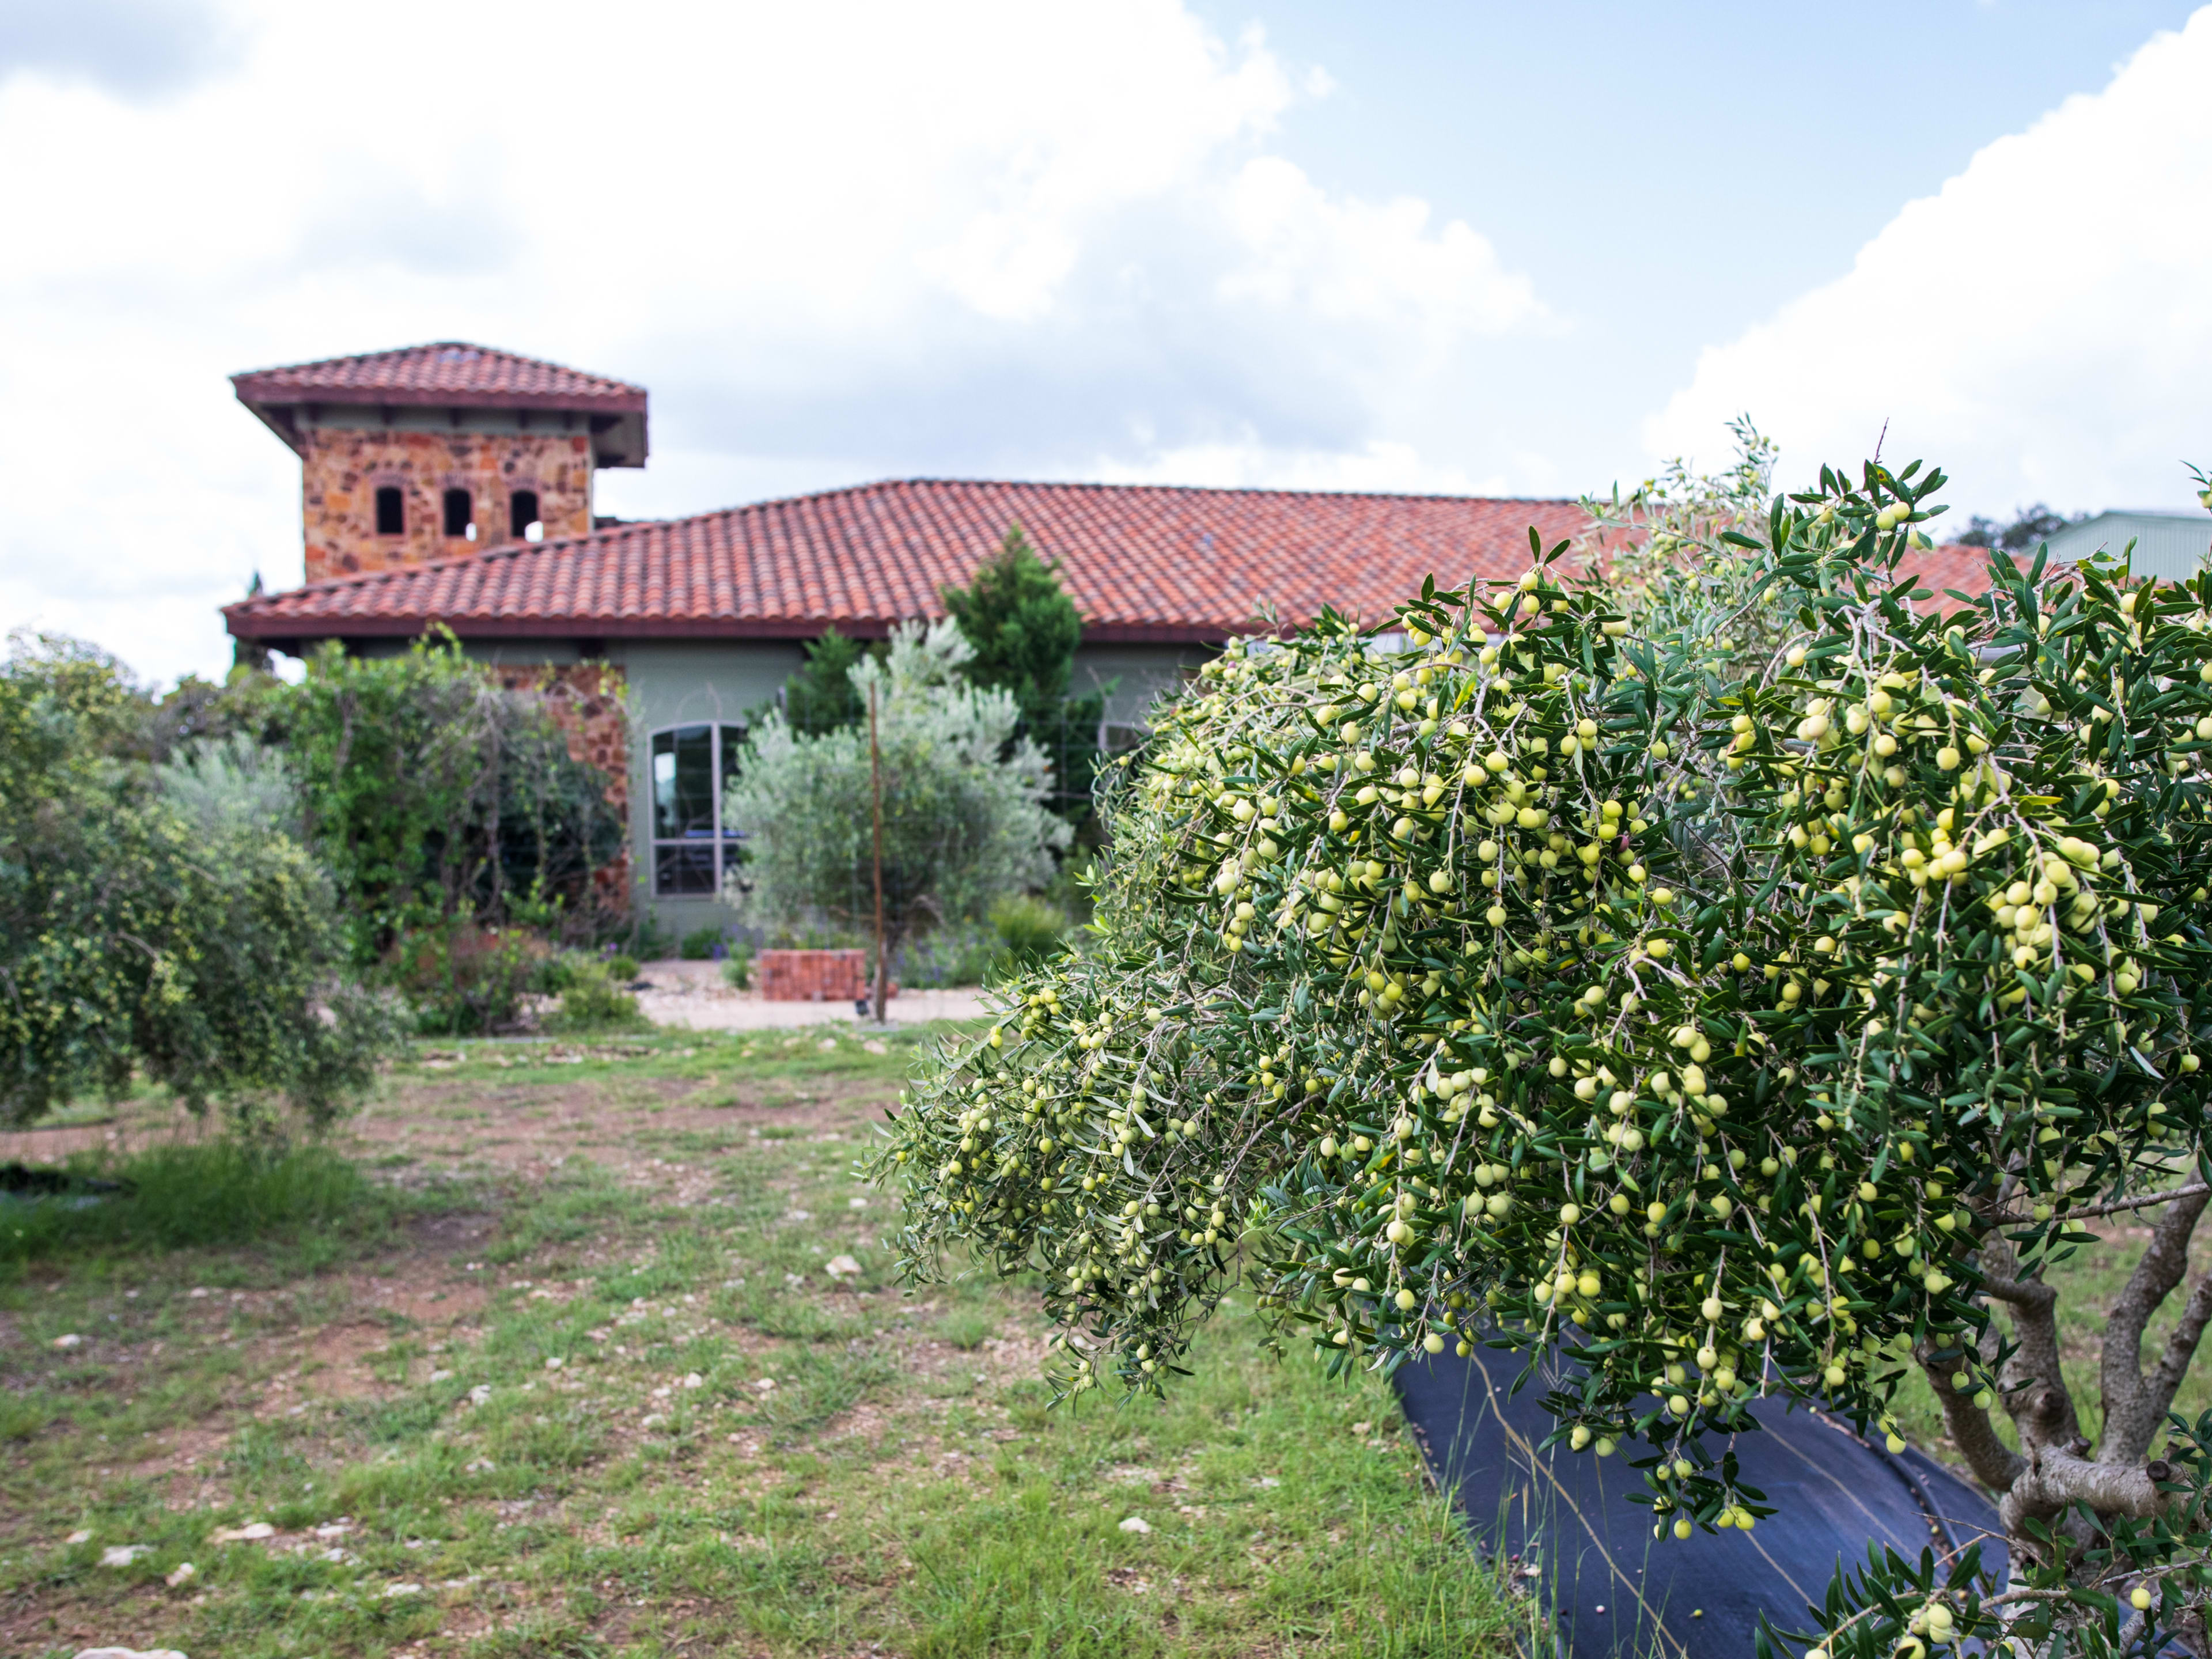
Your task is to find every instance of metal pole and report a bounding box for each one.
[869,680,888,1024]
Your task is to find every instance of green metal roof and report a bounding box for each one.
[2040,510,2211,582]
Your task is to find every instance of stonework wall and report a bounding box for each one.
[493,662,632,916]
[301,429,596,582]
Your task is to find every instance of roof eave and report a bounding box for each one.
[233,393,308,459]
[221,611,1245,648]
[228,380,648,415]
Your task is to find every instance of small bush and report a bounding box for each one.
[766,921,866,950]
[721,938,755,990]
[628,912,673,961]
[604,953,639,984]
[895,921,1000,988]
[678,926,722,960]
[392,924,548,1035]
[544,963,645,1032]
[531,952,581,995]
[987,894,1068,972]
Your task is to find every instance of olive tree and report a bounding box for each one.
[0,634,398,1128]
[724,620,1069,997]
[870,457,2212,1656]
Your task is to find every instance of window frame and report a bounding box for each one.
[647,721,749,899]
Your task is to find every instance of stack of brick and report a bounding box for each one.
[756,949,897,1002]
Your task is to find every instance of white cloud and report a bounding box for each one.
[0,0,1554,684]
[1219,156,1545,344]
[1092,435,1512,496]
[1648,7,2212,520]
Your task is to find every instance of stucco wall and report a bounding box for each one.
[1071,643,1205,729]
[620,641,804,940]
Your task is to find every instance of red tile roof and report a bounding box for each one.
[230,342,646,412]
[1895,543,2026,612]
[226,478,1594,647]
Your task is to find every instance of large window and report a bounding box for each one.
[650,723,747,896]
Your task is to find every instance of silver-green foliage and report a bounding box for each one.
[874,456,2212,1656]
[158,731,301,839]
[723,620,1070,948]
[1,642,399,1128]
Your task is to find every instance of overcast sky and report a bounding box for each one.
[3,0,2207,687]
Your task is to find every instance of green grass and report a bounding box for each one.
[0,1141,405,1267]
[0,1024,1525,1658]
[1884,1198,2212,1464]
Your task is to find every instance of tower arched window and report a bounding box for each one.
[443,487,474,540]
[374,486,404,535]
[510,489,542,541]
[650,722,748,896]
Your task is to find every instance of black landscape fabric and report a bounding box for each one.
[1392,1344,2003,1657]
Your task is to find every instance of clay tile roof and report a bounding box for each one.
[226,477,1595,647]
[230,342,646,412]
[1893,542,2027,613]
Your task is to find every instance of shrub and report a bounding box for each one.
[283,634,626,960]
[895,921,1001,988]
[531,952,581,995]
[390,923,548,1035]
[721,938,755,989]
[725,619,1069,1013]
[0,634,399,1129]
[873,454,2212,1657]
[604,953,640,984]
[627,911,673,963]
[543,961,645,1032]
[158,730,300,838]
[678,925,722,960]
[766,921,865,950]
[941,528,1105,824]
[782,626,869,733]
[988,894,1069,973]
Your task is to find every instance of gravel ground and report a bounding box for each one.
[631,959,990,1030]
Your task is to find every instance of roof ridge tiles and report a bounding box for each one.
[852,475,1578,507]
[230,340,646,407]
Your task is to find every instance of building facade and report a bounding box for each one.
[2039,510,2212,584]
[232,343,646,582]
[225,342,1599,936]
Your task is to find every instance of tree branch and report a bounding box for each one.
[2101,1185,2209,1464]
[1918,1347,2025,1493]
[2002,1445,2172,1528]
[2035,1181,2210,1223]
[1976,1228,2086,1460]
[2144,1264,2212,1440]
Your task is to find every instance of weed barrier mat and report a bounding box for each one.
[1393,1343,2002,1657]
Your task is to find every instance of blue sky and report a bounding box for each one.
[2,1,2207,684]
[1188,0,2203,489]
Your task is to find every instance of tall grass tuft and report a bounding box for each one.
[0,1141,389,1263]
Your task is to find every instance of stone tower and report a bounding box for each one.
[232,342,649,583]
